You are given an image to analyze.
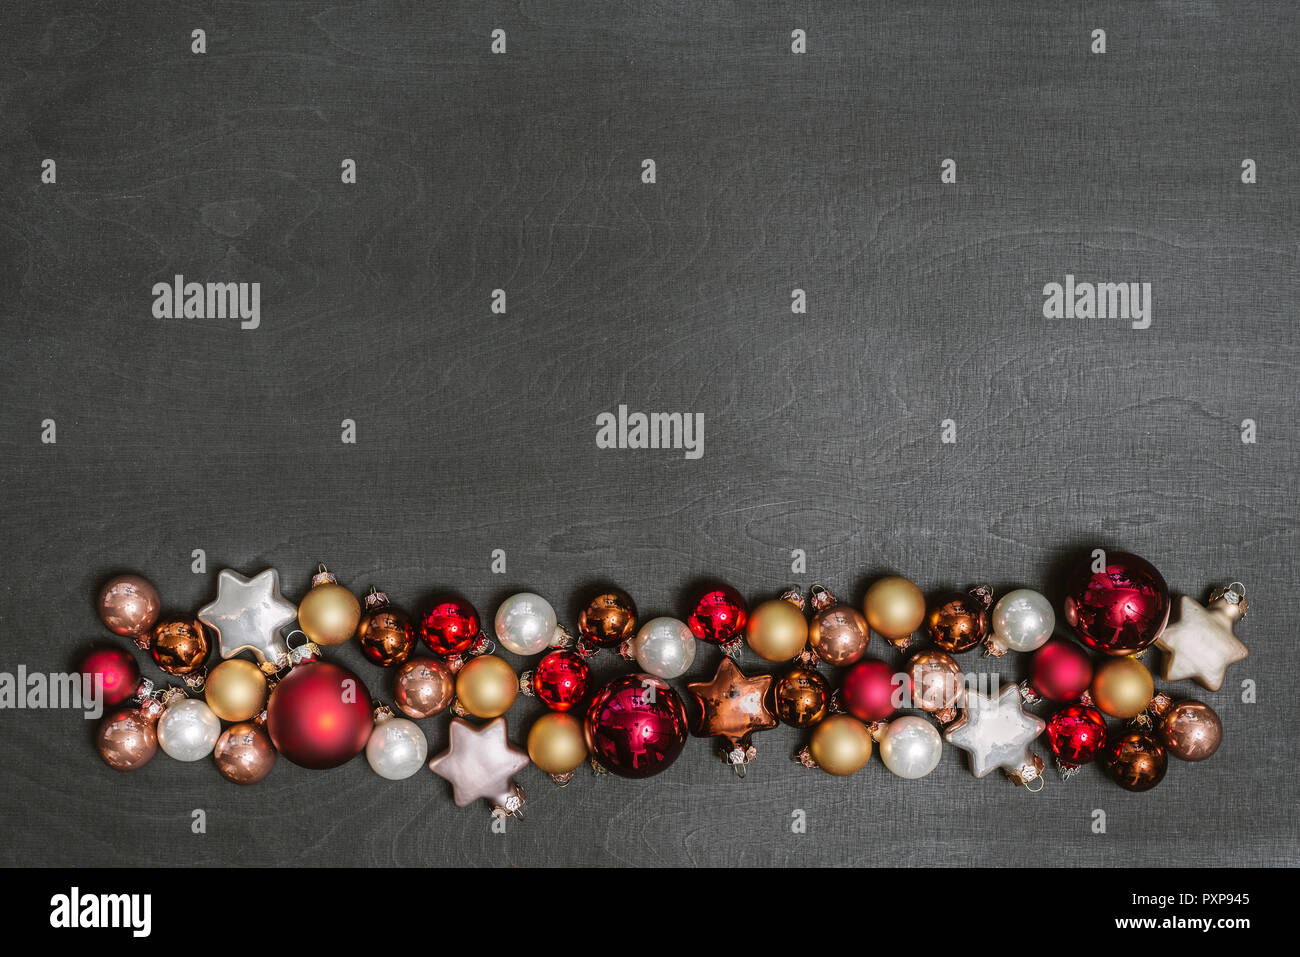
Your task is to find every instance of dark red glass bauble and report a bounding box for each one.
[1046,704,1108,767]
[687,584,748,644]
[584,673,689,778]
[79,646,141,707]
[841,658,900,722]
[533,650,590,712]
[418,596,480,657]
[266,660,373,769]
[1063,551,1170,655]
[1029,638,1094,702]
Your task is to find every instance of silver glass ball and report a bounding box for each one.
[878,715,943,779]
[365,715,428,780]
[157,699,221,762]
[494,592,557,656]
[991,588,1055,653]
[631,616,696,679]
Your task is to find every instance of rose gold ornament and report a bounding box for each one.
[213,720,277,785]
[905,649,964,723]
[1158,699,1222,762]
[96,574,161,645]
[807,586,870,666]
[392,657,455,719]
[96,698,164,771]
[149,618,209,676]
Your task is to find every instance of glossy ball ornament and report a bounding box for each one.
[494,592,558,656]
[631,616,697,679]
[418,596,480,657]
[356,590,416,667]
[213,721,277,785]
[746,598,808,662]
[1029,638,1094,702]
[205,658,268,722]
[266,659,374,769]
[97,574,162,641]
[772,668,829,728]
[1045,704,1108,770]
[809,714,873,776]
[1091,656,1154,719]
[392,657,455,718]
[1159,700,1222,761]
[905,650,964,722]
[532,649,590,711]
[809,603,870,666]
[1064,551,1170,655]
[366,709,428,780]
[585,673,689,778]
[527,711,589,777]
[863,576,926,643]
[926,590,990,653]
[158,697,222,762]
[878,716,943,779]
[149,618,210,676]
[577,588,638,647]
[988,588,1055,655]
[79,646,141,707]
[297,567,361,647]
[841,658,901,723]
[1105,730,1168,792]
[96,700,163,771]
[687,584,748,645]
[455,654,518,718]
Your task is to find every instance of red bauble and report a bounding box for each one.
[79,646,141,707]
[584,673,689,778]
[266,659,373,769]
[418,596,480,657]
[1063,551,1170,655]
[687,585,748,645]
[1045,704,1108,770]
[1029,638,1094,702]
[841,658,900,722]
[533,650,590,712]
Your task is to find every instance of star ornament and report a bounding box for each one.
[945,683,1046,782]
[198,568,298,673]
[428,717,529,815]
[1155,586,1249,692]
[688,657,777,770]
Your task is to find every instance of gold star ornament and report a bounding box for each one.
[1155,584,1249,692]
[688,657,778,774]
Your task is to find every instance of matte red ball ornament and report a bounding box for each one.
[418,596,480,657]
[1028,638,1094,702]
[687,585,748,646]
[533,650,589,712]
[266,655,373,770]
[1063,551,1170,655]
[1045,703,1108,774]
[584,673,689,778]
[79,646,142,707]
[841,658,900,723]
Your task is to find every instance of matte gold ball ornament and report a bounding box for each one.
[296,565,361,647]
[205,658,268,722]
[805,714,873,776]
[527,711,588,782]
[746,593,808,662]
[863,576,926,648]
[454,654,518,719]
[1091,656,1154,719]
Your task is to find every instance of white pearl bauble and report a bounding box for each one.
[366,715,428,780]
[991,588,1055,653]
[157,699,221,762]
[631,616,696,679]
[878,716,943,779]
[494,592,557,656]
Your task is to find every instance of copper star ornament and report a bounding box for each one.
[944,683,1045,785]
[1155,585,1249,692]
[688,657,778,773]
[428,717,529,816]
[198,569,299,674]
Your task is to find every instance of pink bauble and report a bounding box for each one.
[1030,638,1094,702]
[841,658,899,722]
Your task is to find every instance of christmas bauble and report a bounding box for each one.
[1063,551,1170,655]
[1045,704,1108,771]
[841,658,900,722]
[158,697,222,762]
[97,574,161,641]
[205,658,267,722]
[905,650,964,722]
[455,654,518,718]
[808,604,870,666]
[366,709,428,780]
[1105,730,1167,791]
[809,714,873,776]
[79,646,141,707]
[1159,700,1222,761]
[631,616,697,679]
[297,567,361,647]
[746,598,807,662]
[527,711,589,777]
[577,588,638,647]
[393,657,455,718]
[772,668,829,728]
[494,592,557,656]
[532,649,590,711]
[585,673,689,778]
[1028,638,1093,702]
[863,576,926,643]
[988,588,1055,655]
[96,700,163,771]
[356,590,416,667]
[417,596,480,657]
[213,721,276,785]
[266,659,373,769]
[149,618,210,676]
[878,715,943,779]
[926,589,990,653]
[687,585,747,645]
[1091,656,1154,719]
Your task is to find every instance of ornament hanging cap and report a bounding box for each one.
[138,696,166,722]
[364,587,390,611]
[311,564,337,588]
[967,584,993,609]
[1210,582,1247,618]
[1006,753,1045,790]
[372,702,394,724]
[808,585,837,614]
[159,686,188,709]
[780,586,806,612]
[285,630,321,666]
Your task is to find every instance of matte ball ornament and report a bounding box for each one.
[841,658,901,723]
[878,715,943,780]
[455,654,518,718]
[862,576,926,647]
[495,592,558,656]
[1105,730,1168,792]
[205,658,268,722]
[1090,656,1154,719]
[527,711,589,781]
[365,706,428,780]
[687,584,748,648]
[631,616,697,679]
[356,589,416,667]
[157,695,222,762]
[96,574,161,643]
[577,588,638,648]
[296,565,361,647]
[746,598,808,662]
[772,668,829,728]
[149,618,210,676]
[926,586,992,654]
[79,646,142,707]
[213,721,277,785]
[531,649,589,711]
[1063,551,1170,655]
[1027,638,1094,703]
[1045,704,1108,776]
[987,588,1055,656]
[266,653,374,769]
[585,673,689,778]
[808,714,873,776]
[905,650,964,723]
[417,596,481,657]
[96,699,164,771]
[392,657,455,719]
[807,587,870,666]
[1158,700,1222,762]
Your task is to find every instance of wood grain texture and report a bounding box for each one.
[0,1,1297,866]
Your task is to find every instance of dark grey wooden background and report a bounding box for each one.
[1,1,1296,867]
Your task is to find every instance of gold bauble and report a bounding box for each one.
[746,599,808,662]
[297,570,361,647]
[205,658,268,722]
[1091,656,1154,719]
[455,655,518,718]
[527,712,588,775]
[809,714,873,776]
[863,576,926,639]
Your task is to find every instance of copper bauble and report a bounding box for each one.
[356,590,416,666]
[746,599,808,662]
[772,668,829,728]
[809,604,870,666]
[863,576,926,642]
[926,590,990,653]
[527,712,588,777]
[1091,656,1154,719]
[577,588,637,647]
[149,618,209,676]
[393,657,455,718]
[455,654,518,718]
[205,658,268,722]
[809,714,873,776]
[213,721,277,785]
[297,567,361,646]
[96,574,161,640]
[1159,700,1222,761]
[1106,731,1168,791]
[96,700,163,771]
[905,649,964,722]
